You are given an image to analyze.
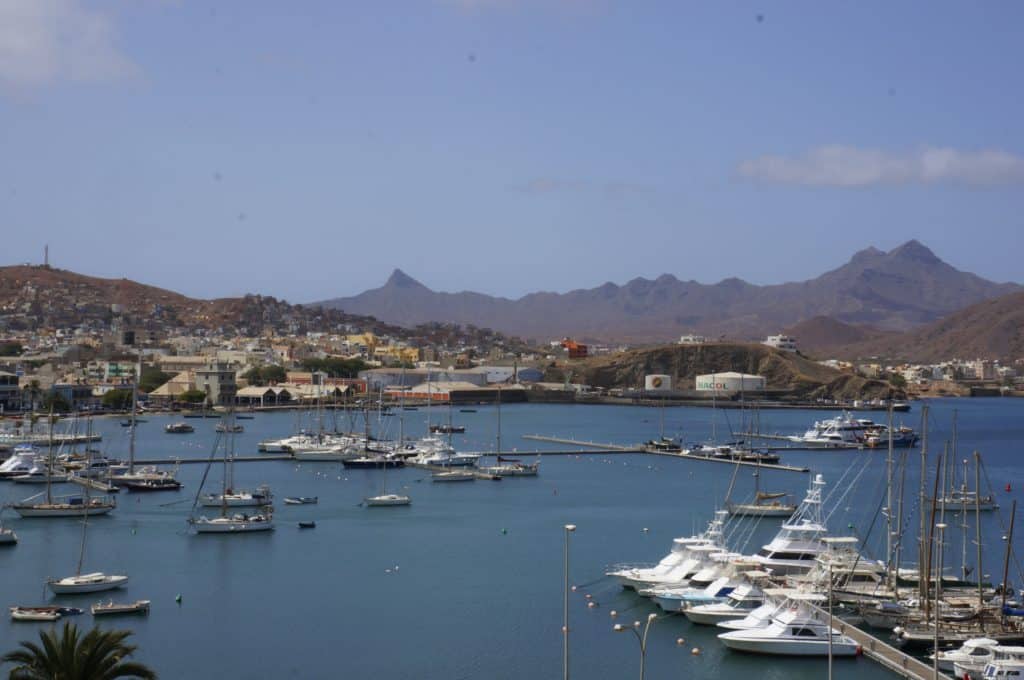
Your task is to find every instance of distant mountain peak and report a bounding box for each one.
[384,268,427,290]
[851,246,884,262]
[888,239,940,264]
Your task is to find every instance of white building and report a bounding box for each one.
[644,374,672,391]
[764,335,798,352]
[678,335,708,345]
[695,372,766,394]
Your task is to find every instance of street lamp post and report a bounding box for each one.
[934,522,947,680]
[563,524,576,680]
[613,612,658,680]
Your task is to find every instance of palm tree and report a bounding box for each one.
[2,622,157,679]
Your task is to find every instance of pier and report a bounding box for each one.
[67,475,118,493]
[807,603,949,679]
[521,435,809,472]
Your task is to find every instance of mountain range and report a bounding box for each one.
[317,240,1020,343]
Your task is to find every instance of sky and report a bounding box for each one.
[0,0,1022,302]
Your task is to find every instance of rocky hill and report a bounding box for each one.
[318,240,1019,342]
[831,290,1024,362]
[783,316,897,357]
[0,265,519,351]
[551,343,900,401]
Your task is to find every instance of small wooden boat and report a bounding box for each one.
[10,606,82,622]
[297,521,316,529]
[215,424,244,433]
[91,600,150,616]
[283,496,318,505]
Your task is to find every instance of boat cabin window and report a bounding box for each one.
[791,627,818,637]
[971,648,991,656]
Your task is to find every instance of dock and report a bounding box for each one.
[521,435,809,473]
[808,603,949,679]
[67,475,119,493]
[407,462,503,480]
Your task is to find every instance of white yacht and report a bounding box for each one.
[192,513,274,533]
[788,413,873,448]
[685,581,767,625]
[750,474,830,575]
[980,647,1024,679]
[11,463,66,484]
[717,594,861,656]
[717,588,800,631]
[0,447,41,479]
[47,572,129,594]
[930,637,999,677]
[365,493,411,507]
[608,510,729,590]
[644,552,746,611]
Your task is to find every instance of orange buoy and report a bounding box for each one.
[1007,483,1012,492]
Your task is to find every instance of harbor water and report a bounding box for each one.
[2,397,1022,678]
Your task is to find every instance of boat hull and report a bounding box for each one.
[192,519,274,533]
[718,633,860,656]
[48,575,129,594]
[13,504,114,518]
[365,495,411,507]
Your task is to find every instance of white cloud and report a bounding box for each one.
[738,145,1024,187]
[0,0,137,89]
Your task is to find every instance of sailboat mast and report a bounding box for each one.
[918,405,929,602]
[496,386,502,455]
[398,368,405,446]
[886,403,894,587]
[975,452,984,608]
[1001,499,1017,623]
[129,350,139,474]
[46,404,54,506]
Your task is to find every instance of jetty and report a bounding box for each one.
[407,461,502,480]
[67,475,119,493]
[807,603,949,679]
[521,435,809,472]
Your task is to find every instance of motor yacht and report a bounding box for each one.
[929,637,999,677]
[717,594,861,656]
[607,510,729,590]
[750,474,830,575]
[0,447,41,479]
[717,588,799,631]
[980,647,1024,679]
[685,580,768,625]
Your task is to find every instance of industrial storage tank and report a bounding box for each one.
[695,372,766,394]
[644,374,672,391]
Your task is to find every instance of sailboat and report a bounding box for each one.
[114,369,183,491]
[724,459,795,517]
[47,472,128,594]
[191,412,274,533]
[10,411,116,518]
[364,397,411,507]
[478,386,539,477]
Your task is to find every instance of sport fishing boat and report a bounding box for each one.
[607,510,729,590]
[717,593,861,656]
[716,588,799,631]
[11,462,67,485]
[684,581,768,625]
[749,474,830,575]
[0,446,41,479]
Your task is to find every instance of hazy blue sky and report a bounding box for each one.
[1,1,1022,302]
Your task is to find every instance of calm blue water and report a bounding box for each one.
[1,398,1022,679]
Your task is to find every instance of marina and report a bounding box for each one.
[1,399,1022,678]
